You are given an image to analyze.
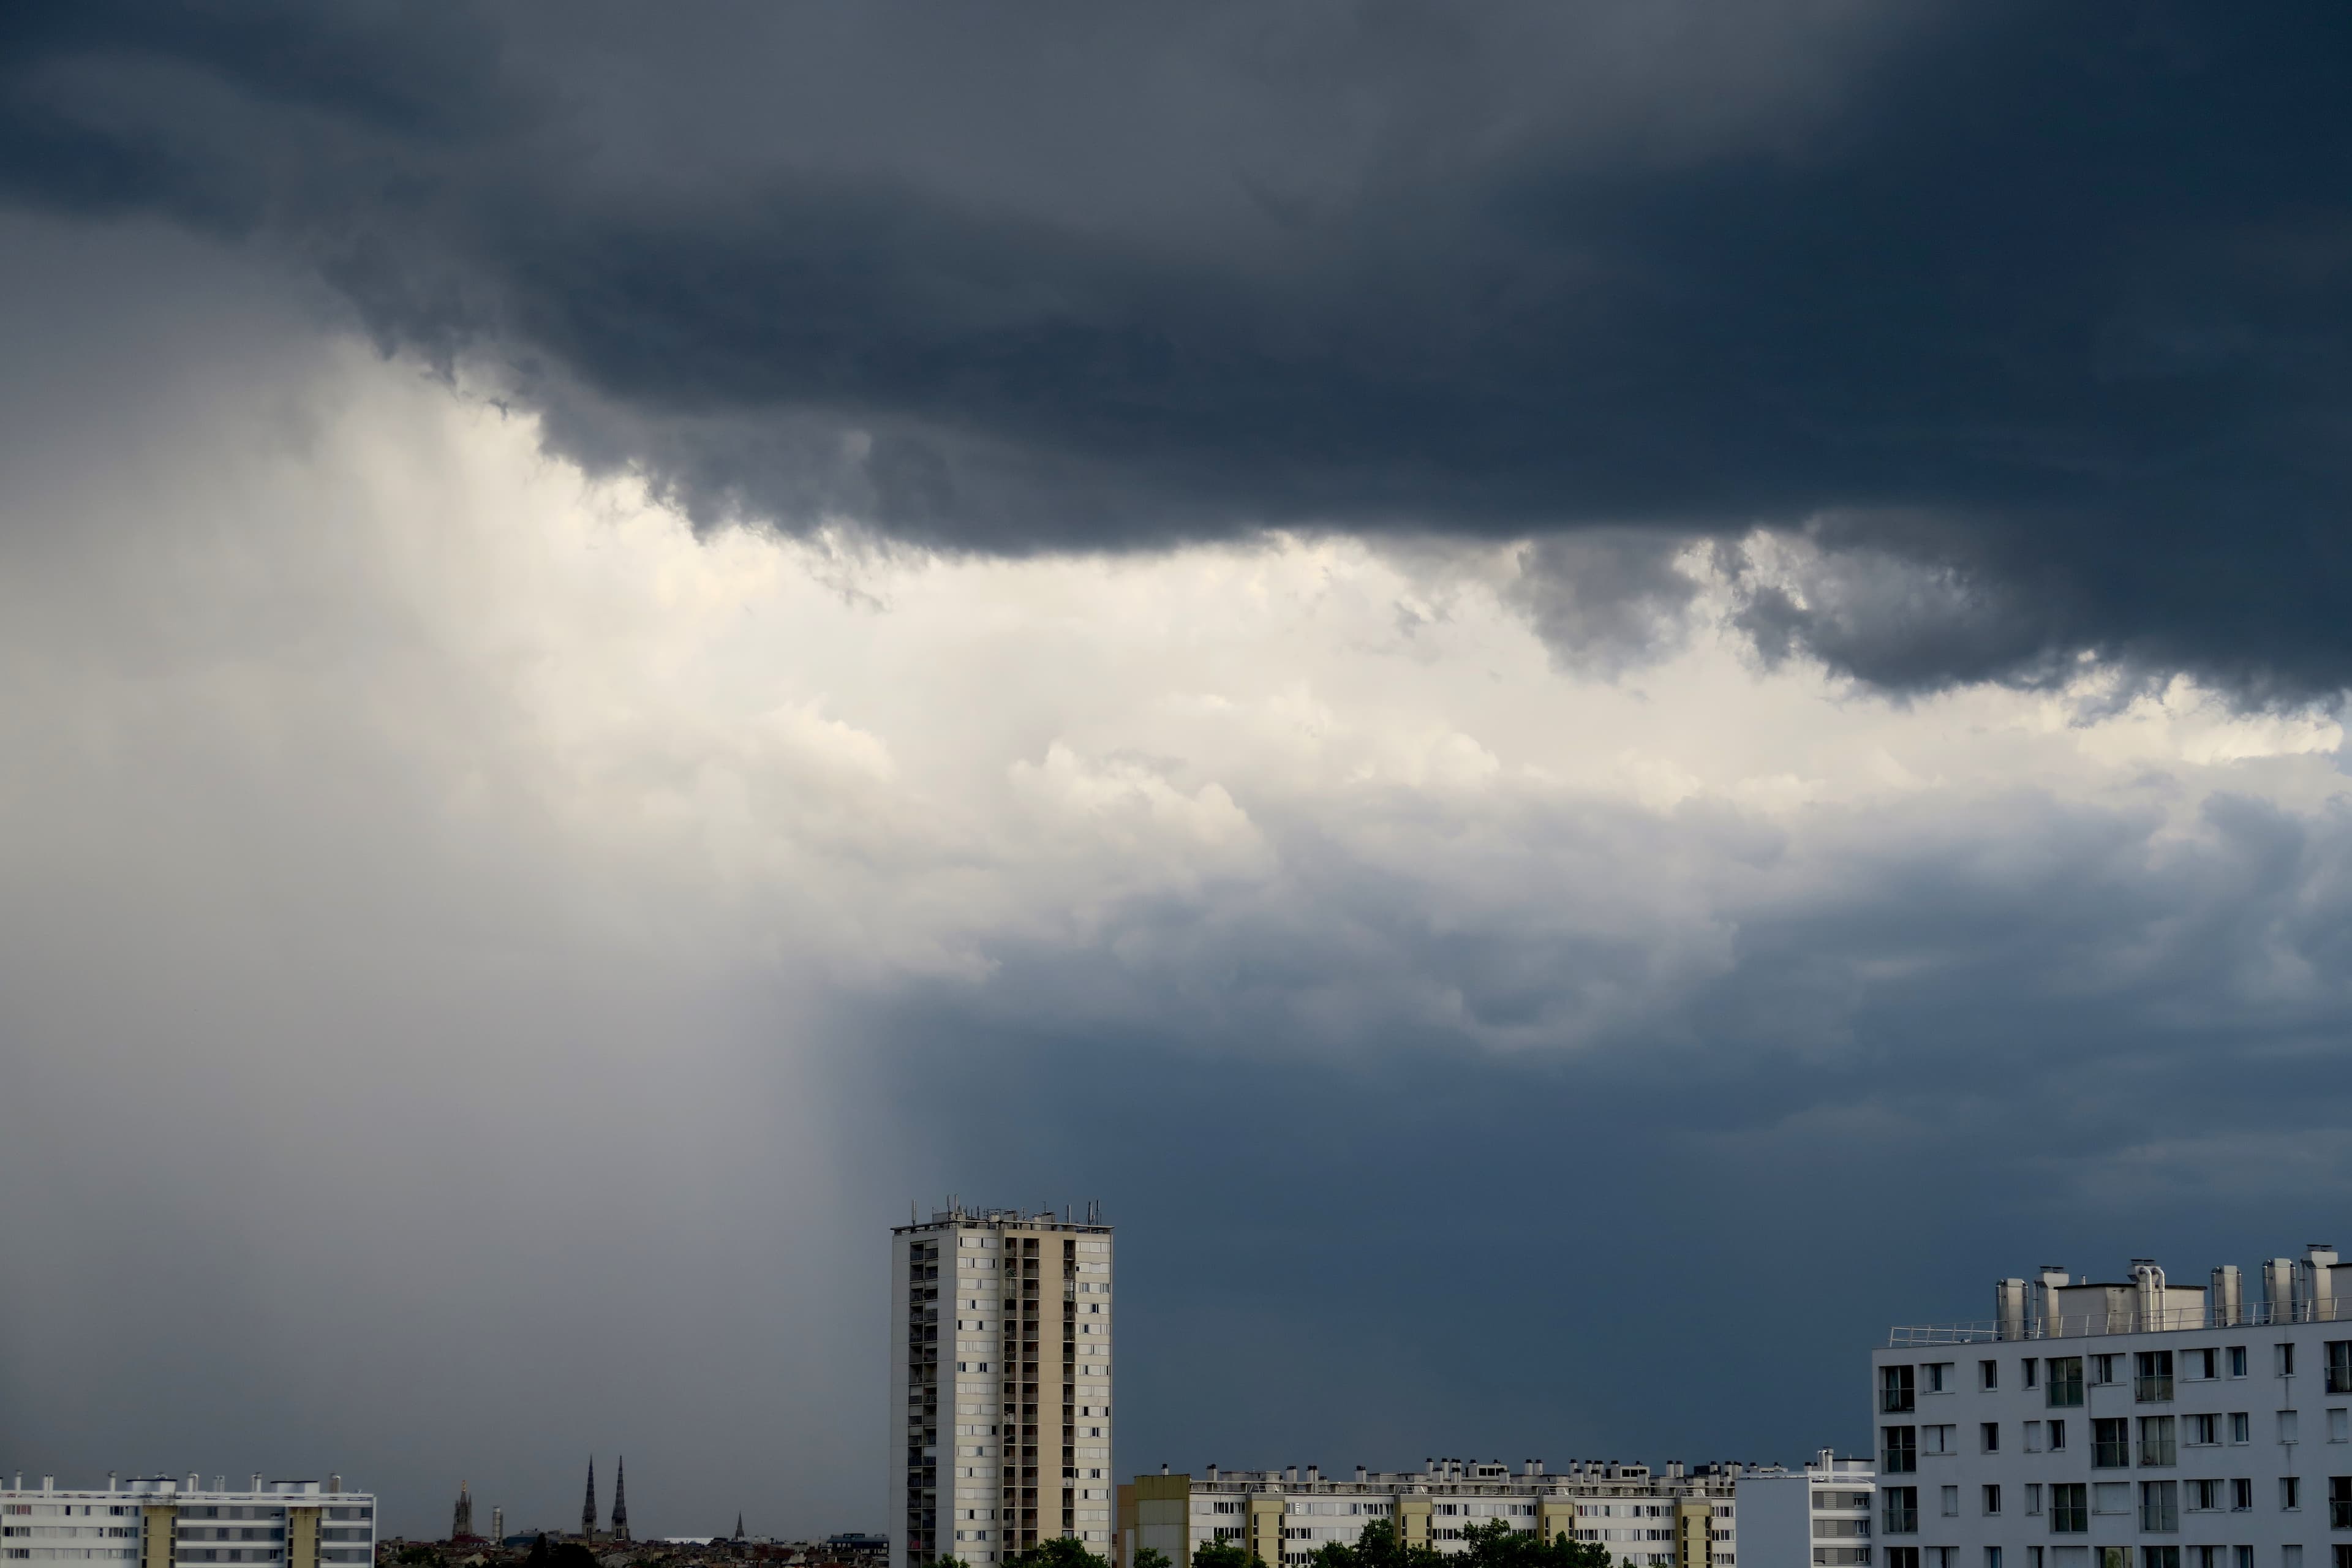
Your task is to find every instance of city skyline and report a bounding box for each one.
[6,0,2352,1550]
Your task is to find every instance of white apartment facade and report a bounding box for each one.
[1,1475,373,1568]
[891,1205,1114,1568]
[1118,1458,1767,1568]
[1735,1451,1879,1568]
[1871,1246,2352,1568]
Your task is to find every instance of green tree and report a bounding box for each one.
[1134,1550,1174,1568]
[1455,1521,1612,1568]
[1002,1541,1109,1568]
[1191,1539,1264,1568]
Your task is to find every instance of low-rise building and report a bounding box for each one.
[1118,1458,1776,1568]
[1,1474,374,1568]
[1733,1452,1878,1568]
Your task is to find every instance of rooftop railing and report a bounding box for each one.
[1888,1296,2352,1345]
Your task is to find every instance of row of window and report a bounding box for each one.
[1887,1348,2352,1414]
[1890,1544,2352,1568]
[1880,1479,2352,1532]
[1891,1410,2352,1476]
[1887,1412,2348,1470]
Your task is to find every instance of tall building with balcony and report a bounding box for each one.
[1114,1458,1771,1568]
[891,1204,1114,1568]
[1872,1245,2352,1568]
[1,1474,374,1568]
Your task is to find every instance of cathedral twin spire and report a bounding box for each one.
[580,1457,630,1542]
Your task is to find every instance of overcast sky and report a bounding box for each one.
[6,0,2352,1545]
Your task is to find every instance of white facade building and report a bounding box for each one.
[1,1476,373,1568]
[1735,1451,1878,1568]
[891,1205,1114,1568]
[1118,1458,1771,1568]
[1872,1246,2352,1568]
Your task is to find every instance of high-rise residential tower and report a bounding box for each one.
[891,1203,1114,1568]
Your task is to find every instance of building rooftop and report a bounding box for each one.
[1887,1246,2352,1344]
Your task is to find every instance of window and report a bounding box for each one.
[1943,1489,1960,1519]
[1928,1364,1952,1394]
[1985,1361,2002,1392]
[2191,1480,2222,1512]
[2026,1422,2045,1454]
[2334,1551,2352,1568]
[1885,1427,1918,1474]
[2144,1550,2180,1568]
[1985,1487,2002,1516]
[2332,1476,2352,1529]
[1988,1551,2003,1568]
[2193,1350,2219,1381]
[2282,1346,2299,1379]
[2050,1485,2087,1534]
[2234,1480,2254,1512]
[2238,1550,2255,1568]
[2027,1360,2041,1390]
[2284,1479,2302,1512]
[2192,1415,2220,1446]
[2094,1484,2132,1515]
[1925,1427,1956,1457]
[1883,1489,1918,1536]
[2095,1355,2123,1386]
[2288,1550,2305,1568]
[2332,1346,2352,1396]
[2095,1419,2132,1468]
[2030,1551,2043,1568]
[2027,1485,2044,1517]
[2232,1348,2250,1379]
[1985,1423,2002,1454]
[2335,1409,2350,1444]
[2142,1417,2178,1466]
[2052,1420,2069,1452]
[2143,1482,2179,1532]
[2050,1359,2086,1408]
[1886,1366,1918,1414]
[2283,1412,2303,1445]
[1888,1550,1920,1568]
[2234,1414,2253,1446]
[2141,1352,2177,1403]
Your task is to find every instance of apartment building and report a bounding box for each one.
[891,1205,1114,1568]
[1735,1452,1879,1568]
[1871,1245,2352,1568]
[1,1474,374,1568]
[1115,1458,1760,1568]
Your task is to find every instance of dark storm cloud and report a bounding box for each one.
[5,0,2352,695]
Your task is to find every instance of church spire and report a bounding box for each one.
[610,1457,629,1542]
[581,1458,598,1540]
[733,1513,745,1542]
[452,1481,473,1542]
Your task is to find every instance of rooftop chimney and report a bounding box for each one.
[328,1476,341,1495]
[1160,1464,1170,1477]
[108,1474,118,1493]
